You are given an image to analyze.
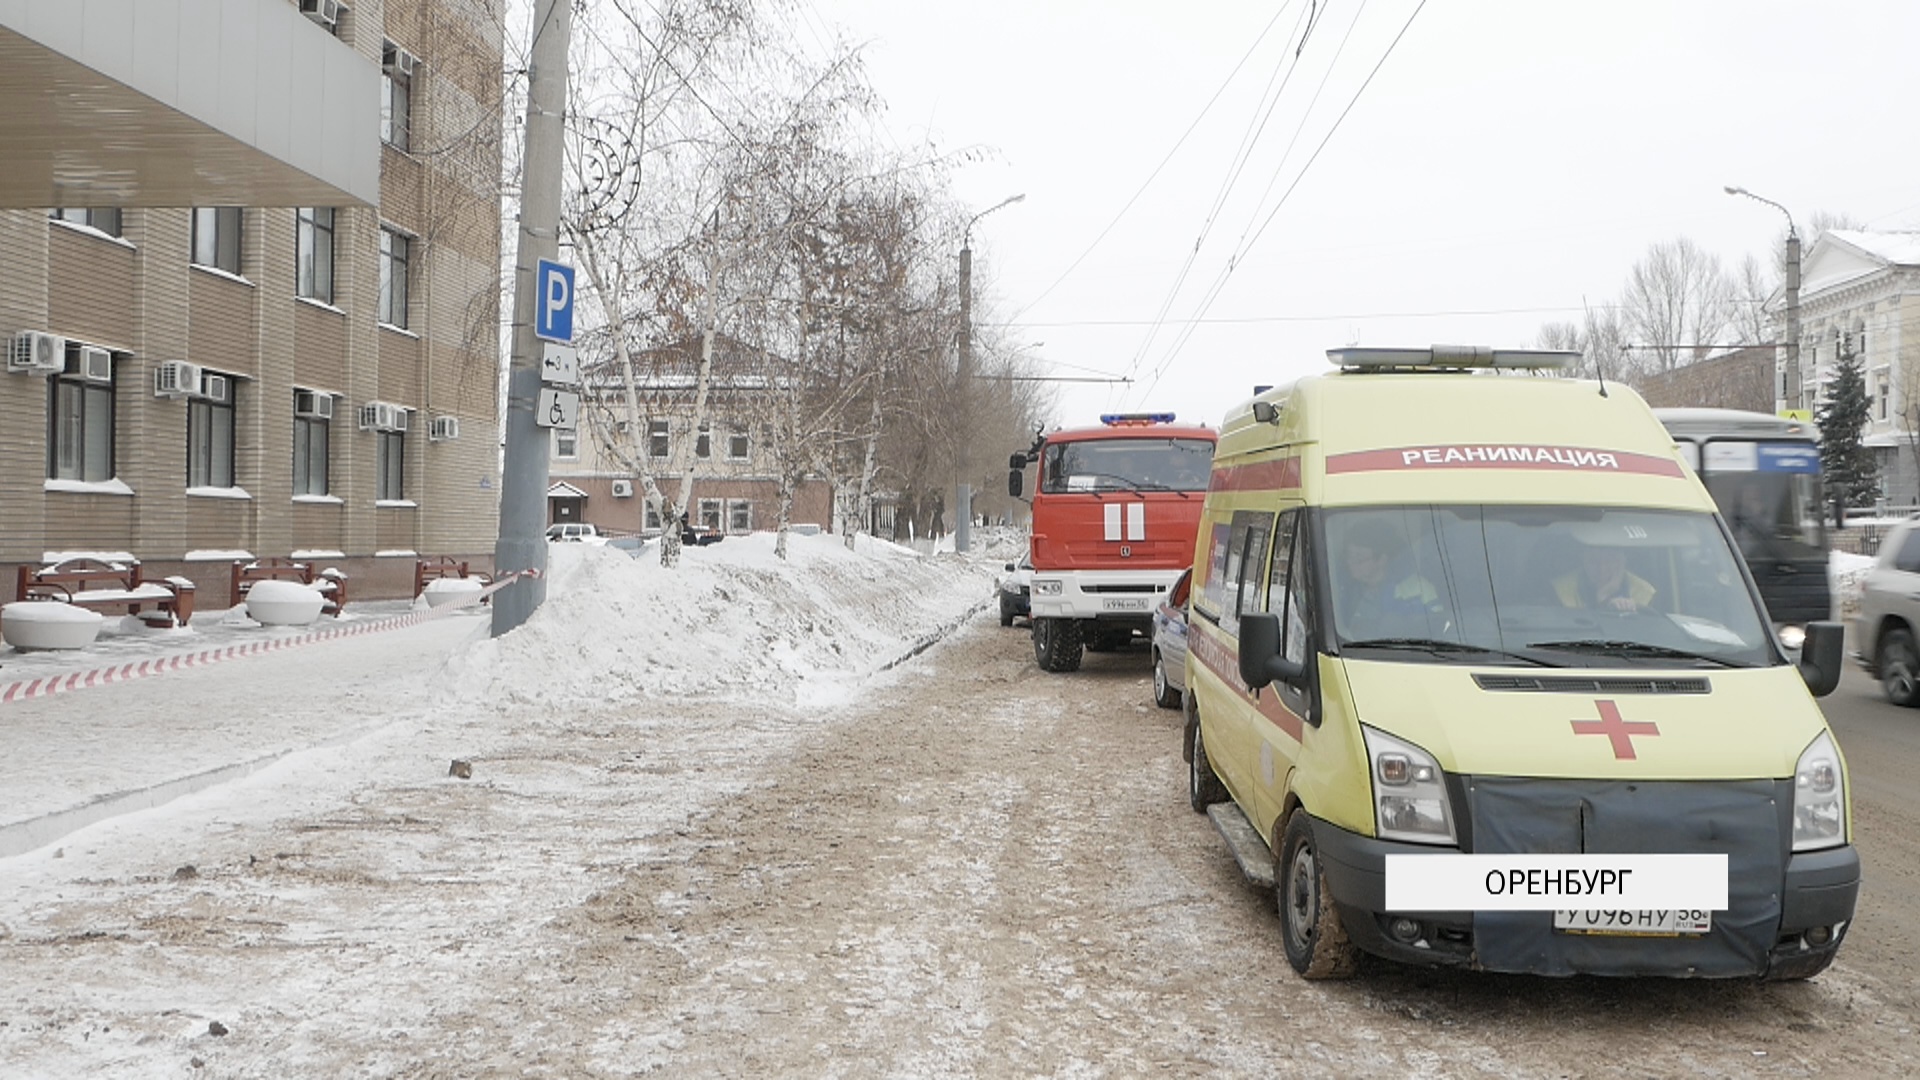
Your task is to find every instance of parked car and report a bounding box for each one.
[1150,567,1191,709]
[999,557,1032,626]
[606,534,655,559]
[545,523,606,544]
[1852,515,1920,704]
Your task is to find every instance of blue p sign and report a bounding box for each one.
[534,258,574,343]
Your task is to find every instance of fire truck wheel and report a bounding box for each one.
[1034,617,1084,672]
[1276,810,1358,979]
[1187,718,1227,812]
[999,594,1017,627]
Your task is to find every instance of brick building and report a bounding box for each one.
[0,0,502,605]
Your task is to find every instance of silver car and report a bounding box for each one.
[1852,516,1920,705]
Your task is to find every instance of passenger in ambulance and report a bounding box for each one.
[1553,540,1656,613]
[1336,519,1446,639]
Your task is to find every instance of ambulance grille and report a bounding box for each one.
[1472,675,1710,695]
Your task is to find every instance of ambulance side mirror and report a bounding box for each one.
[1797,621,1844,698]
[1239,613,1304,690]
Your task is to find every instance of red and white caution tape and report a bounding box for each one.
[0,569,539,705]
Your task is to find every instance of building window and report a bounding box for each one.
[696,422,711,459]
[644,501,662,532]
[554,428,577,459]
[381,41,414,151]
[191,207,243,273]
[48,345,114,482]
[648,419,669,458]
[376,430,406,500]
[698,498,722,531]
[51,208,122,237]
[727,429,750,460]
[188,391,236,489]
[379,227,410,328]
[1879,377,1890,422]
[294,407,330,496]
[728,499,751,533]
[297,208,335,304]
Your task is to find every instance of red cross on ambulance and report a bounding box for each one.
[1570,700,1660,760]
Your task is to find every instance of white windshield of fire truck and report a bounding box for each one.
[1040,438,1214,494]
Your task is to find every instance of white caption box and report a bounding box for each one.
[1384,853,1728,911]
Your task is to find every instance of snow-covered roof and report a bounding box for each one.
[1824,230,1920,267]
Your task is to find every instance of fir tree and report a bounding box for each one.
[1815,342,1878,524]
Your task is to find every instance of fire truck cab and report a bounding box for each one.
[1008,413,1217,672]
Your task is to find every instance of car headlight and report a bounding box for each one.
[1032,579,1063,597]
[1791,730,1846,852]
[1362,726,1456,846]
[1777,624,1807,651]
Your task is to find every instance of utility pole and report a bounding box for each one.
[492,0,572,637]
[954,193,1024,554]
[1725,185,1801,415]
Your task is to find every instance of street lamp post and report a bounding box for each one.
[955,193,1024,555]
[1725,185,1801,415]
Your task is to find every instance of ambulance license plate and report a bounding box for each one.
[1553,909,1712,936]
[1102,597,1149,611]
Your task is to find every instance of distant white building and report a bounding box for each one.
[1795,229,1920,505]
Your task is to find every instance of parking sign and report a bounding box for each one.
[534,258,574,343]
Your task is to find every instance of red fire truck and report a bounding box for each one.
[1007,413,1218,672]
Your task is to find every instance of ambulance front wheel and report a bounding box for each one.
[1277,811,1359,980]
[1034,617,1084,673]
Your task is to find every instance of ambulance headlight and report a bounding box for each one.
[1031,579,1063,597]
[1777,624,1807,651]
[1792,730,1846,852]
[1363,726,1456,846]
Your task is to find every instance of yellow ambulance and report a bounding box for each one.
[1184,346,1856,980]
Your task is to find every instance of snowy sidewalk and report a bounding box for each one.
[0,532,1010,861]
[0,601,490,858]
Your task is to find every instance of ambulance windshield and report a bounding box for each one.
[1324,505,1775,667]
[1040,438,1214,494]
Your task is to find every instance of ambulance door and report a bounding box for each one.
[1210,508,1274,802]
[1252,506,1317,831]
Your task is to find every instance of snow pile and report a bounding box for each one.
[433,531,1005,712]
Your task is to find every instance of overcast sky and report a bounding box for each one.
[792,0,1920,430]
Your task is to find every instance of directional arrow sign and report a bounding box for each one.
[540,341,578,385]
[536,388,579,429]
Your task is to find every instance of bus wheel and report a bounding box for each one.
[1034,618,1084,673]
[1879,628,1920,707]
[1276,811,1358,979]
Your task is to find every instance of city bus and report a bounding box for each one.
[1655,407,1830,642]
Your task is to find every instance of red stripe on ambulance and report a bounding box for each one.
[1326,444,1684,476]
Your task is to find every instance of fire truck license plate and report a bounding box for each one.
[1102,598,1149,612]
[1553,909,1711,936]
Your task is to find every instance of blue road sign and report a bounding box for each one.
[534,258,574,343]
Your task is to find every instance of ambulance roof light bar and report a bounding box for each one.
[1100,412,1176,426]
[1328,346,1579,371]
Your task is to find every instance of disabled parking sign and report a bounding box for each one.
[534,258,574,343]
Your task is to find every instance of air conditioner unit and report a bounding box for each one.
[359,401,408,432]
[430,415,459,442]
[294,389,334,420]
[300,0,342,29]
[154,360,202,398]
[80,346,112,383]
[9,331,65,375]
[200,372,230,403]
[383,42,419,78]
[611,479,634,498]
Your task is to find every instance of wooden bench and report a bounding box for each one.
[414,557,492,602]
[230,557,347,617]
[15,556,197,628]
